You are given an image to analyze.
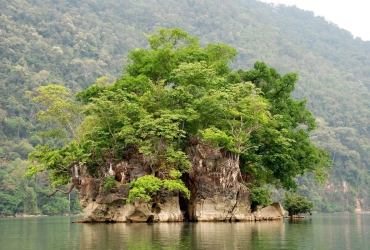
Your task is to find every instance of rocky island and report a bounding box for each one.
[70,139,285,222]
[26,28,329,222]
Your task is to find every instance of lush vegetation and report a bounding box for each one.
[25,28,329,205]
[1,0,370,214]
[127,172,190,204]
[250,187,272,211]
[284,193,314,216]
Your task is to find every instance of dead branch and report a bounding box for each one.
[44,184,75,198]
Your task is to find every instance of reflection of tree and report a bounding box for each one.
[80,223,184,249]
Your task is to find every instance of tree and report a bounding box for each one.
[3,0,370,215]
[238,62,331,189]
[283,193,314,216]
[250,187,272,211]
[25,28,330,203]
[26,84,82,144]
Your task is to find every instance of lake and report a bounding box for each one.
[1,213,369,249]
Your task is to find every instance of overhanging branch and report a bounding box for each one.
[44,184,75,198]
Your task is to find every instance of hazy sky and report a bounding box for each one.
[259,0,370,41]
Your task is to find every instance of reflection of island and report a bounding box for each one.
[5,213,370,249]
[79,221,285,250]
[190,221,286,249]
[80,222,184,249]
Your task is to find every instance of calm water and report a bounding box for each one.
[1,214,369,250]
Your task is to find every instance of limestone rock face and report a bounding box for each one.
[186,142,252,221]
[252,202,285,221]
[76,177,184,222]
[74,166,185,222]
[71,140,281,222]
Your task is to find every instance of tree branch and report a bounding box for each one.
[44,184,75,198]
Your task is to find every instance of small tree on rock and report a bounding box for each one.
[283,193,314,216]
[250,187,272,211]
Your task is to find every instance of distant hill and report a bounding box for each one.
[1,0,370,214]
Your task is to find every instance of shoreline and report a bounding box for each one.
[0,213,83,218]
[2,211,369,219]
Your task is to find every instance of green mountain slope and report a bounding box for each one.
[1,0,370,214]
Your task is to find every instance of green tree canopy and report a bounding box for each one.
[238,62,331,189]
[284,192,314,216]
[26,28,330,199]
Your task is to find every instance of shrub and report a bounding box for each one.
[250,187,272,211]
[163,179,190,199]
[126,174,190,203]
[283,193,314,216]
[103,176,117,191]
[127,175,163,203]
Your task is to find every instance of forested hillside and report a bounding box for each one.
[1,0,370,215]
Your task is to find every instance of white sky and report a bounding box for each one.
[259,0,370,41]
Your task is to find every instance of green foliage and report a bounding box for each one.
[20,27,330,211]
[26,85,82,142]
[250,187,272,211]
[283,193,314,216]
[169,170,183,179]
[127,175,163,203]
[163,180,190,199]
[0,193,22,215]
[0,0,368,213]
[201,127,234,149]
[41,197,70,215]
[127,173,190,203]
[76,28,264,179]
[321,202,345,213]
[103,176,117,191]
[146,27,198,50]
[25,141,90,186]
[239,62,331,189]
[165,169,190,199]
[0,156,81,216]
[164,147,191,173]
[3,0,364,213]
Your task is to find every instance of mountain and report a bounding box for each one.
[1,0,370,215]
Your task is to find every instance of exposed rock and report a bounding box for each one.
[77,185,184,223]
[71,140,283,222]
[76,165,184,222]
[355,198,363,213]
[252,202,285,221]
[185,142,252,221]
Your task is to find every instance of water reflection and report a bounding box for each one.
[0,216,82,250]
[2,214,370,250]
[79,220,286,250]
[80,222,186,249]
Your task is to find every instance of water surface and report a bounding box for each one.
[1,213,369,249]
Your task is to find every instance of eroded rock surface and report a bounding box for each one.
[77,178,184,222]
[75,153,184,222]
[252,202,285,221]
[71,140,283,222]
[185,142,252,221]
